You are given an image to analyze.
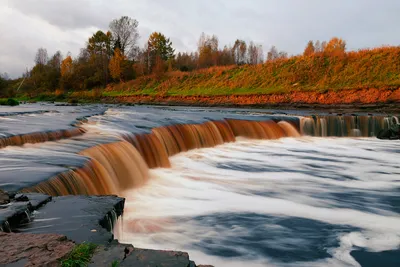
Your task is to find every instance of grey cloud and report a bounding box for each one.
[1,0,400,78]
[6,0,117,30]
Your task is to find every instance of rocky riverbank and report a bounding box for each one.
[0,191,211,267]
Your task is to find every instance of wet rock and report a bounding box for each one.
[89,241,195,267]
[0,232,75,267]
[377,125,400,140]
[14,194,29,202]
[23,193,52,210]
[19,195,124,244]
[0,193,51,232]
[351,249,400,267]
[0,202,31,232]
[0,189,10,205]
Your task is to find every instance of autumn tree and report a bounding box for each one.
[324,37,346,55]
[27,48,62,92]
[87,30,113,87]
[219,46,235,66]
[147,32,174,61]
[109,16,139,57]
[175,52,198,71]
[69,48,96,90]
[88,31,112,57]
[60,54,73,91]
[61,55,73,77]
[153,55,165,78]
[247,42,264,65]
[132,47,149,77]
[146,32,174,73]
[232,39,247,65]
[109,48,124,81]
[303,41,315,56]
[198,33,219,68]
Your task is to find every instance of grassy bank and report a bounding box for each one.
[10,46,400,105]
[104,46,400,97]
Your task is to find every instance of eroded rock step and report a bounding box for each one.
[0,193,52,232]
[16,195,124,244]
[90,241,198,267]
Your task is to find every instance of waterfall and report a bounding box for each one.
[20,114,398,196]
[22,141,149,196]
[0,128,85,148]
[21,119,300,196]
[300,115,399,137]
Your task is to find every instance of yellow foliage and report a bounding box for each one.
[109,48,124,80]
[61,56,73,77]
[324,37,346,55]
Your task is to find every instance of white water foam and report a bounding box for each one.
[116,137,400,267]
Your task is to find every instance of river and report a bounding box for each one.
[0,103,399,267]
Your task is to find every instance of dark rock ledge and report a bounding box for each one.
[0,191,212,267]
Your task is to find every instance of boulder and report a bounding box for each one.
[377,126,400,140]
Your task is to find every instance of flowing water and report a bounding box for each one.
[116,138,400,267]
[0,103,399,267]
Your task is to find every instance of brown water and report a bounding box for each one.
[23,119,300,195]
[0,104,399,267]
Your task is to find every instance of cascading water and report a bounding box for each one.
[22,118,300,195]
[0,128,85,148]
[301,115,399,137]
[15,112,399,197]
[1,104,398,267]
[115,138,400,267]
[23,141,150,196]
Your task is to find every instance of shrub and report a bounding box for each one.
[0,98,19,106]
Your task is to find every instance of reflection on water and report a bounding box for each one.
[116,138,400,267]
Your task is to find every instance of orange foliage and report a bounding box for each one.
[324,37,346,56]
[107,46,400,96]
[60,56,73,77]
[109,48,124,81]
[303,41,315,56]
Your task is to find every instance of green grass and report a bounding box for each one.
[0,98,19,106]
[61,242,97,267]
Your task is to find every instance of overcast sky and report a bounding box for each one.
[1,0,399,78]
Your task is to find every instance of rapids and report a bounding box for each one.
[116,138,400,267]
[0,103,399,267]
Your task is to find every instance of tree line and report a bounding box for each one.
[3,15,348,96]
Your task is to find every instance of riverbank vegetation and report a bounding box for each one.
[0,98,19,106]
[1,16,399,103]
[61,242,97,267]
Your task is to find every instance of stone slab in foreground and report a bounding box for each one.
[90,241,197,267]
[0,232,75,267]
[17,195,124,244]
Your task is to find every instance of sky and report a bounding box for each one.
[1,0,399,78]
